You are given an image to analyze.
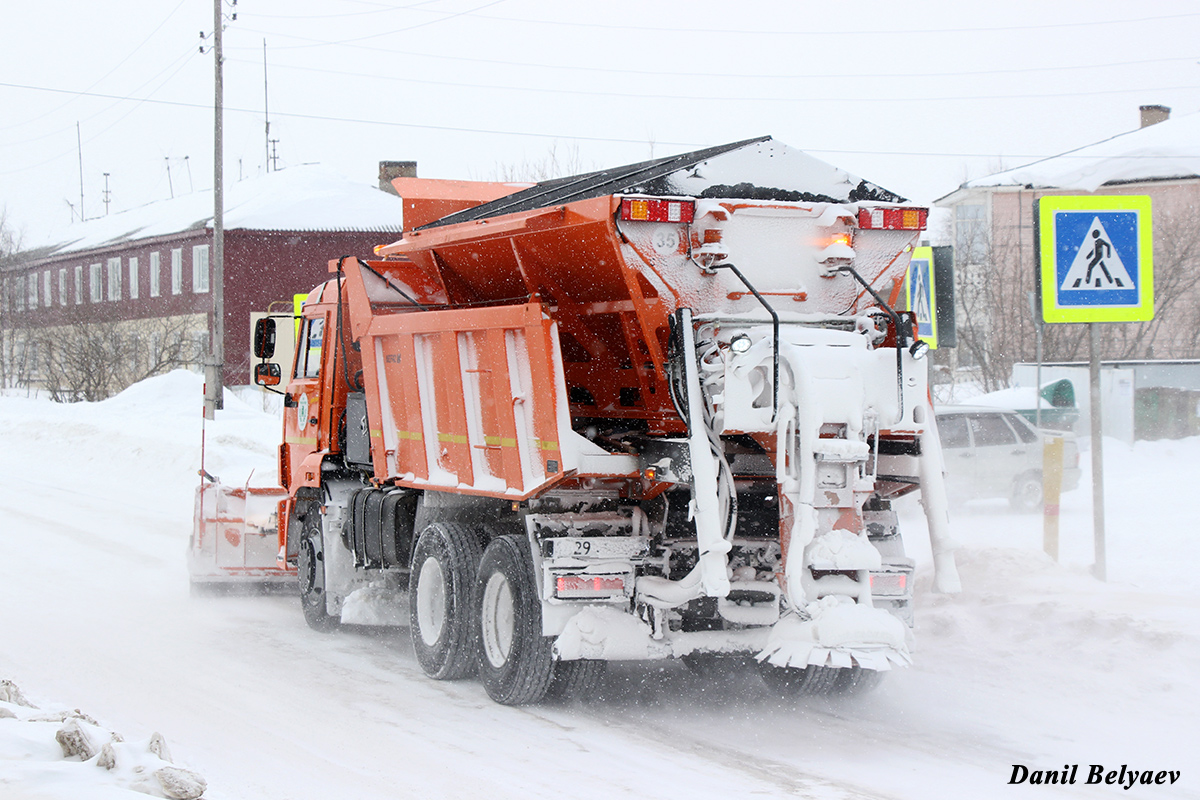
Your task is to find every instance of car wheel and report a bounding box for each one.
[1010,471,1044,512]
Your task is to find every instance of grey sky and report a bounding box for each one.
[2,0,1198,244]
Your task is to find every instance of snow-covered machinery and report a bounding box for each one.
[253,137,959,704]
[189,480,292,589]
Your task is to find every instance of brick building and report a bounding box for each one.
[1,165,407,397]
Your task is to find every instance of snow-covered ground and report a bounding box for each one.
[1,371,1197,799]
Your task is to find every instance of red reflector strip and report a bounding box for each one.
[620,198,695,224]
[556,574,627,598]
[857,207,928,231]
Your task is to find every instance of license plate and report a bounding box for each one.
[550,537,649,561]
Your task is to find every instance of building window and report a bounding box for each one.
[58,269,67,306]
[192,244,210,293]
[149,252,160,297]
[90,263,103,303]
[43,271,52,308]
[955,203,988,265]
[171,249,182,295]
[129,257,139,300]
[27,272,38,308]
[75,266,83,304]
[107,257,121,301]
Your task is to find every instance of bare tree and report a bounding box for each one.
[485,143,589,183]
[29,313,204,402]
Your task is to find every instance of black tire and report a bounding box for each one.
[297,505,338,632]
[409,522,483,680]
[834,666,886,695]
[1010,471,1044,512]
[475,535,555,705]
[545,659,606,702]
[757,661,841,697]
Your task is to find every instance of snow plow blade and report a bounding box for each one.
[188,480,295,589]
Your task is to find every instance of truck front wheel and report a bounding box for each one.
[298,505,337,632]
[476,535,554,705]
[409,523,483,680]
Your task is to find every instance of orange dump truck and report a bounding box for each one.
[250,137,960,704]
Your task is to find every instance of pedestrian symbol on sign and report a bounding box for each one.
[1060,217,1134,292]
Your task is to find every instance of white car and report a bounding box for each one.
[935,405,1081,511]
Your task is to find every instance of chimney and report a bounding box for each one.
[1139,105,1170,128]
[378,161,417,195]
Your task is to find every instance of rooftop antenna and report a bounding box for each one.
[263,38,271,173]
[185,155,194,193]
[165,157,174,199]
[103,173,111,215]
[76,122,85,221]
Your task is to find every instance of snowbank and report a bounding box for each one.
[1,372,1197,799]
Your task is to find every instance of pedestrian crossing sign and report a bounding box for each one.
[904,246,938,348]
[1038,195,1153,323]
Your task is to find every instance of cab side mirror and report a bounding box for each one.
[254,318,277,359]
[254,362,282,387]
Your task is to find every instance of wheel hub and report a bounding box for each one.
[481,572,515,668]
[416,557,447,646]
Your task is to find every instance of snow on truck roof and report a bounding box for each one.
[418,136,908,230]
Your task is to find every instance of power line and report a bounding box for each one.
[435,9,1200,36]
[2,79,1198,173]
[226,51,1200,83]
[224,55,1200,103]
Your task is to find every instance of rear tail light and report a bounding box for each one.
[869,572,909,596]
[620,197,695,223]
[857,207,928,231]
[556,574,627,599]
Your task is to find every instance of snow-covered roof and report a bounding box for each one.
[25,165,405,259]
[957,110,1200,194]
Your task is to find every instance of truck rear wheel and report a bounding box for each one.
[545,659,606,702]
[298,505,338,632]
[757,662,841,696]
[409,522,483,680]
[834,666,885,694]
[476,535,554,705]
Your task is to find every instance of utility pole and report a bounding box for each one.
[205,0,228,418]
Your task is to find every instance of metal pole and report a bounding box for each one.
[207,0,225,418]
[263,39,270,173]
[1088,322,1106,580]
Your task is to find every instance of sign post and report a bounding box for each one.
[1037,195,1153,581]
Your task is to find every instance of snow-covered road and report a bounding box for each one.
[2,373,1197,799]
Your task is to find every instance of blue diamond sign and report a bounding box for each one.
[1038,195,1153,323]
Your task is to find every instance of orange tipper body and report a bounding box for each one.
[266,137,960,706]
